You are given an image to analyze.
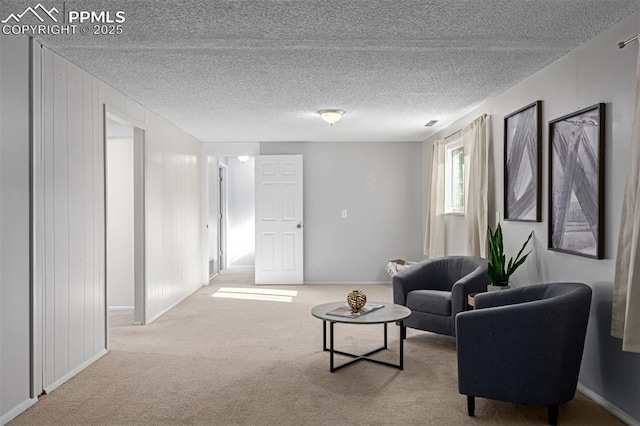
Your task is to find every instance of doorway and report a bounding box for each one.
[105,113,146,325]
[203,153,302,284]
[218,163,228,271]
[206,155,220,280]
[221,157,256,270]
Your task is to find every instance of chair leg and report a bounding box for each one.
[467,396,475,417]
[548,405,558,425]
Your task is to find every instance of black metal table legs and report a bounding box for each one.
[322,320,404,372]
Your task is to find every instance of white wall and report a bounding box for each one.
[106,136,135,308]
[0,36,204,423]
[425,12,640,423]
[226,156,255,268]
[260,142,424,283]
[39,45,107,390]
[32,42,202,398]
[0,34,37,425]
[207,156,219,277]
[143,112,201,322]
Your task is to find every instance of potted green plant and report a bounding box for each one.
[486,224,534,291]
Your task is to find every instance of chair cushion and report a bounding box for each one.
[406,290,451,316]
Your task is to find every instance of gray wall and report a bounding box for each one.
[0,35,34,423]
[261,141,424,283]
[427,12,640,423]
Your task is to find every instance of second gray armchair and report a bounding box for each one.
[392,256,489,337]
[456,282,592,425]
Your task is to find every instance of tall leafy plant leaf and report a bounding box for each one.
[487,224,533,286]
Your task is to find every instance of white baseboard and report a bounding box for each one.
[108,305,134,311]
[44,349,108,394]
[1,397,37,426]
[577,383,639,425]
[146,283,202,324]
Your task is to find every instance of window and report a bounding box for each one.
[445,138,464,214]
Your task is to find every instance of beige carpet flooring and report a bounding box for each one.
[11,269,623,425]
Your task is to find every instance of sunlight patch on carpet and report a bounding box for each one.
[212,287,298,303]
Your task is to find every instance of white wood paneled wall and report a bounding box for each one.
[40,47,107,390]
[36,43,202,392]
[0,34,36,425]
[1,37,202,422]
[144,114,202,322]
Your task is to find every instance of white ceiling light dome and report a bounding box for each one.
[318,109,345,126]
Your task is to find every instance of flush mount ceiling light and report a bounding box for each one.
[318,109,345,126]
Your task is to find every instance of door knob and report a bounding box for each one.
[296,224,302,229]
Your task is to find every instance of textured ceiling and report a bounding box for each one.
[3,1,637,142]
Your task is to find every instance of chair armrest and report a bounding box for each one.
[450,265,490,315]
[472,289,523,309]
[473,284,549,309]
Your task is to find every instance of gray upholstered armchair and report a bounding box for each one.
[392,256,489,337]
[456,282,592,425]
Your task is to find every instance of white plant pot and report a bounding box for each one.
[487,284,511,292]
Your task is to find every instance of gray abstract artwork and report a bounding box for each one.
[505,102,539,221]
[550,105,603,258]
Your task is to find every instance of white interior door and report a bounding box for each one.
[255,155,304,285]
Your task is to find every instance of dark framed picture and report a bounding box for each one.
[548,103,605,259]
[504,101,542,222]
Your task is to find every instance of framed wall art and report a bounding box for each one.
[504,101,542,221]
[548,103,605,259]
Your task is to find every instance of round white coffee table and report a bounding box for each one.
[311,301,411,372]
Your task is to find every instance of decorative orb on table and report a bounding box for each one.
[347,290,367,313]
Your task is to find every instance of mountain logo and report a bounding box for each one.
[2,3,59,23]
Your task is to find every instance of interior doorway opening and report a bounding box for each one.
[218,162,228,272]
[202,154,257,284]
[105,113,146,326]
[221,157,255,270]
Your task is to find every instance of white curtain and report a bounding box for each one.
[424,139,446,257]
[612,49,640,353]
[463,115,490,257]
